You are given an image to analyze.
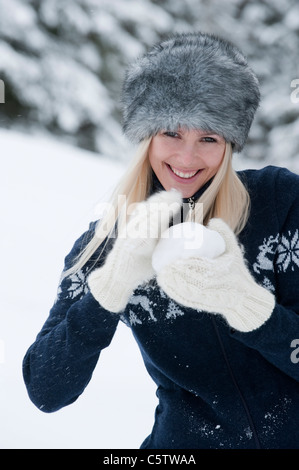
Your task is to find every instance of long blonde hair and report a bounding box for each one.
[63,138,250,277]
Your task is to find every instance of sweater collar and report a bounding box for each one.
[150,170,213,202]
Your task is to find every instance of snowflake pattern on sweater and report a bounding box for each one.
[56,266,90,302]
[252,228,299,292]
[276,229,299,272]
[122,282,185,326]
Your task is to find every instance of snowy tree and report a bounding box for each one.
[0,0,298,169]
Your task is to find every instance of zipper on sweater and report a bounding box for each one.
[211,317,262,449]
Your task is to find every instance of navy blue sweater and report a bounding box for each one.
[23,166,299,449]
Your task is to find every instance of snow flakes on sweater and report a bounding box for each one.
[260,396,292,440]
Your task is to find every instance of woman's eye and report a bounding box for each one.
[164,131,179,138]
[202,137,217,143]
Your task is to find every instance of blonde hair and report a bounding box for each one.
[63,139,250,277]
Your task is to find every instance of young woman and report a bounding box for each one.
[23,32,299,449]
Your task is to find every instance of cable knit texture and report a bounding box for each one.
[156,218,275,332]
[88,189,182,312]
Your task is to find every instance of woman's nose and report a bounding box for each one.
[177,143,199,167]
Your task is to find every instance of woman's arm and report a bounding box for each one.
[23,189,182,412]
[22,224,119,412]
[229,303,299,382]
[231,170,299,382]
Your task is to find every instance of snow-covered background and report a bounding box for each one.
[0,0,299,164]
[0,0,298,450]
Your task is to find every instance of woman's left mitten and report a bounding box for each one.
[156,218,275,332]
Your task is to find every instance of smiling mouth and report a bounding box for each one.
[168,165,201,179]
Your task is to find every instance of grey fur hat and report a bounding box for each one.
[121,32,260,152]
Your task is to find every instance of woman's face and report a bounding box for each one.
[148,128,226,198]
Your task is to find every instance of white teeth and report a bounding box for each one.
[170,166,198,179]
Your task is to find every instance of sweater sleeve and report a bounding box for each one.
[231,168,299,382]
[22,223,119,413]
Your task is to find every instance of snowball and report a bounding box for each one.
[152,222,226,272]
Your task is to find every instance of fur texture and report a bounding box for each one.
[122,32,260,152]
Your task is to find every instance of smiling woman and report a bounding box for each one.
[148,129,226,198]
[23,32,299,450]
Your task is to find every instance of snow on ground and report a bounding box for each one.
[0,129,158,449]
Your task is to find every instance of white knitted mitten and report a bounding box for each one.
[156,218,275,332]
[88,189,182,313]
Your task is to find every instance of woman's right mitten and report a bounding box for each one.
[88,189,182,313]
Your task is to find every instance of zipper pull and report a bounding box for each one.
[188,197,195,222]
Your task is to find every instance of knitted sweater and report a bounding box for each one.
[23,166,299,449]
